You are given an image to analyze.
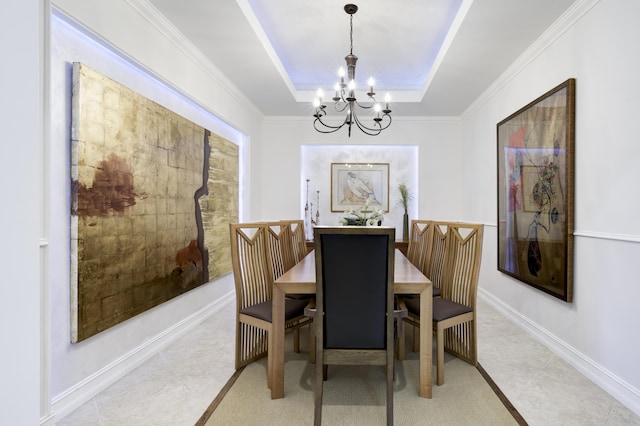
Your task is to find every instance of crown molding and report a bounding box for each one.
[124,0,262,121]
[461,0,601,118]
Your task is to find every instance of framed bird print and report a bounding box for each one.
[331,163,389,212]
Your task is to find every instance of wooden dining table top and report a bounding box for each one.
[275,248,431,294]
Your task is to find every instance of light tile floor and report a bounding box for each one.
[57,298,640,425]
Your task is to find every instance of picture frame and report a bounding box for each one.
[496,78,575,302]
[331,163,389,212]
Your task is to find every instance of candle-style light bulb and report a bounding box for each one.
[348,80,356,91]
[374,103,382,120]
[367,77,375,94]
[333,83,341,101]
[384,93,391,110]
[312,98,320,108]
[316,88,324,101]
[338,67,345,84]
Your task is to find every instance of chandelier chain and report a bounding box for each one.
[349,15,354,55]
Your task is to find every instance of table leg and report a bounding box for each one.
[419,284,433,398]
[271,286,285,399]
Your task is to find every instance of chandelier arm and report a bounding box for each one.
[353,121,382,136]
[353,100,375,109]
[313,113,351,133]
[349,108,393,135]
[349,108,382,136]
[313,121,345,134]
[333,102,350,113]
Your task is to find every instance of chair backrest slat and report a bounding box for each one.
[406,220,433,273]
[266,223,290,281]
[425,222,449,291]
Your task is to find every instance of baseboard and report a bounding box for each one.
[49,290,235,422]
[478,289,640,417]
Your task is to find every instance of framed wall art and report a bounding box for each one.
[497,78,575,302]
[331,163,389,212]
[70,63,239,342]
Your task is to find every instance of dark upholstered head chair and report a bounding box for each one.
[309,226,397,426]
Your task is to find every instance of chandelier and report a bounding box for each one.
[312,4,392,137]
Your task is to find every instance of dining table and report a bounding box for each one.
[271,248,433,399]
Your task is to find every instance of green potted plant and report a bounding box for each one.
[399,183,412,240]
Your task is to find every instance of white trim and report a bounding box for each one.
[52,1,263,126]
[235,0,297,99]
[573,230,640,244]
[462,0,602,118]
[125,0,263,122]
[41,0,53,423]
[419,0,474,100]
[461,223,640,244]
[479,289,640,417]
[50,291,235,421]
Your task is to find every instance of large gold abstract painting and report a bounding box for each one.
[71,63,238,342]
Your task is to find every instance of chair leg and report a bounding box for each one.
[309,323,316,364]
[436,324,445,386]
[397,320,406,361]
[387,361,393,426]
[314,358,324,426]
[267,329,273,389]
[293,327,300,353]
[412,323,420,353]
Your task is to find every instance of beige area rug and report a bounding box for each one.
[197,340,526,426]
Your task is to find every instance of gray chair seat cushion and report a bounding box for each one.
[405,296,472,322]
[240,298,309,322]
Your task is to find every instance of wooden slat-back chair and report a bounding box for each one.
[265,221,314,352]
[406,220,433,273]
[278,219,316,358]
[402,222,449,353]
[281,219,308,265]
[438,223,484,370]
[399,222,484,385]
[229,223,312,387]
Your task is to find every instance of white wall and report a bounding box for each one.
[1,1,48,424]
[48,0,263,419]
[259,117,463,224]
[461,0,640,414]
[301,144,419,238]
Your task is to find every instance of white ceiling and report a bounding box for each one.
[147,0,577,117]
